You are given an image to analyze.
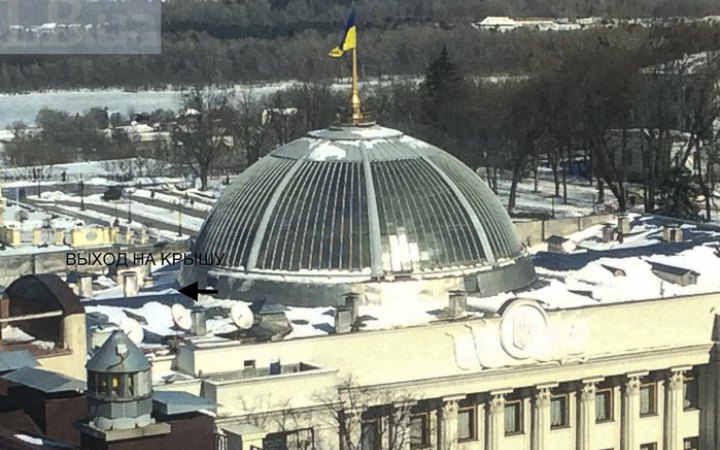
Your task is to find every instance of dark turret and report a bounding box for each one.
[85,330,152,431]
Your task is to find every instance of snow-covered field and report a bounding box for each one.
[31,190,205,236]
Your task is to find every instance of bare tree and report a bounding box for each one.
[171,86,237,190]
[234,90,269,169]
[262,94,301,148]
[570,45,637,212]
[634,51,703,212]
[315,378,418,450]
[506,79,549,215]
[682,53,720,220]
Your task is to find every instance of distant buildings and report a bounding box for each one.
[605,129,697,183]
[472,16,717,33]
[473,16,598,32]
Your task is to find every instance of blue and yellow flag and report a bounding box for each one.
[329,10,357,58]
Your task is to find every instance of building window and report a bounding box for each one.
[640,383,657,416]
[550,395,568,428]
[641,444,657,450]
[457,406,476,441]
[361,420,380,450]
[409,414,430,448]
[285,428,314,450]
[110,374,121,397]
[596,389,613,422]
[684,437,698,450]
[504,400,523,435]
[265,429,315,450]
[684,376,699,410]
[98,373,108,394]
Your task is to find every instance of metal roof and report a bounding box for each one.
[650,262,699,276]
[0,350,38,373]
[1,367,85,393]
[86,330,150,373]
[185,124,534,303]
[547,235,569,244]
[255,302,287,315]
[5,274,84,316]
[152,391,216,416]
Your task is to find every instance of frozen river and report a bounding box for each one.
[0,81,313,127]
[0,89,185,127]
[0,78,407,127]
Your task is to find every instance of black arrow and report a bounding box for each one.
[177,282,218,301]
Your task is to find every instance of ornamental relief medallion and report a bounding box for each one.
[500,299,549,360]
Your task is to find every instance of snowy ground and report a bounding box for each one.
[481,168,720,223]
[2,202,83,230]
[30,190,204,238]
[0,158,180,181]
[479,169,621,218]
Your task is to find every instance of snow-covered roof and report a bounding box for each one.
[644,50,720,75]
[479,17,516,27]
[83,214,720,350]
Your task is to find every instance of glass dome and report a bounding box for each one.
[181,124,535,306]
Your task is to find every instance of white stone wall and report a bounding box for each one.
[172,292,720,449]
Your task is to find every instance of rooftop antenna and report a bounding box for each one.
[171,303,192,331]
[230,303,254,331]
[119,317,144,346]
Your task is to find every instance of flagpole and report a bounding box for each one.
[351,47,363,123]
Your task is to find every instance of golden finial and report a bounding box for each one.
[329,10,364,124]
[351,46,363,123]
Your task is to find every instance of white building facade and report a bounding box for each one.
[151,291,720,450]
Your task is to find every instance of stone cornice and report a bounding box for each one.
[357,343,713,397]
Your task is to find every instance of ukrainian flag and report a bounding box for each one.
[329,10,357,58]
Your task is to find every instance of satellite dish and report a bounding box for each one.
[119,318,144,346]
[171,304,192,331]
[230,303,254,330]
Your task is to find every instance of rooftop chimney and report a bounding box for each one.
[448,290,467,318]
[602,225,614,243]
[79,274,93,298]
[343,292,360,324]
[191,306,207,336]
[334,306,352,333]
[662,225,683,243]
[121,272,139,297]
[617,213,631,234]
